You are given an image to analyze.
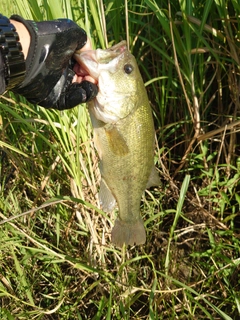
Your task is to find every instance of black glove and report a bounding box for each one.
[10,15,98,110]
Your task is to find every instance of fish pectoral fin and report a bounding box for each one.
[105,125,129,156]
[146,166,161,189]
[99,178,117,212]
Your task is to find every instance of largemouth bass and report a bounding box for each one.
[75,41,159,247]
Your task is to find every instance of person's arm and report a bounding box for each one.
[10,19,30,59]
[0,14,98,110]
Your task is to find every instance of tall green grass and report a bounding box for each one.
[0,0,240,318]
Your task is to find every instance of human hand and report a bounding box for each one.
[10,16,98,110]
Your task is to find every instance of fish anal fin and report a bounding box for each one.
[105,125,129,156]
[146,166,161,189]
[111,219,146,247]
[99,179,116,212]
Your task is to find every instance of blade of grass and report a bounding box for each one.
[12,0,33,18]
[47,0,66,19]
[165,174,191,274]
[11,247,35,306]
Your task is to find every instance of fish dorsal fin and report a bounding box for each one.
[105,124,129,156]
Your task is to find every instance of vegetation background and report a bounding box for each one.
[0,0,240,319]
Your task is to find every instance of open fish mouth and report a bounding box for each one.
[74,41,132,123]
[74,41,128,82]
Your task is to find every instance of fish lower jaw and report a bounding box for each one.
[111,218,146,247]
[90,100,120,123]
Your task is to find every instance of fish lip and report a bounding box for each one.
[107,40,128,54]
[74,53,99,80]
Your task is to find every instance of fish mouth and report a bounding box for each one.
[74,41,130,123]
[73,41,128,82]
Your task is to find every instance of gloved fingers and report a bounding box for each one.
[75,37,92,54]
[79,81,99,101]
[54,81,98,110]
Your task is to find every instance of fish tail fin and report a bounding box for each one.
[111,219,146,247]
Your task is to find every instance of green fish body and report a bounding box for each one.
[75,41,159,246]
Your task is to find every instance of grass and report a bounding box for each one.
[1,0,240,318]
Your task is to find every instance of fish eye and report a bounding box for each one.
[124,64,133,74]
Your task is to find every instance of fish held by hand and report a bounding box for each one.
[74,41,160,247]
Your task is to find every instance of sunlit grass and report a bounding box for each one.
[0,0,240,318]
